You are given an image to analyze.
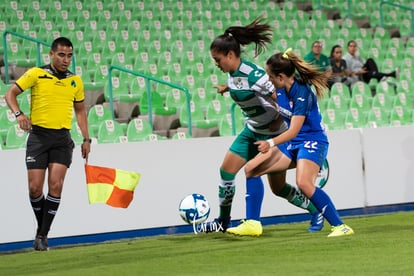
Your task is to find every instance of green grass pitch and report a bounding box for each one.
[1,211,413,275]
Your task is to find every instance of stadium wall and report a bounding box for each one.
[1,125,414,249]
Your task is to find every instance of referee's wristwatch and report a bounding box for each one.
[83,138,92,143]
[14,111,23,118]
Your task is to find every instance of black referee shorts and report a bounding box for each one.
[26,125,75,169]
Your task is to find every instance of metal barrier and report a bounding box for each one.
[108,65,193,136]
[1,31,242,137]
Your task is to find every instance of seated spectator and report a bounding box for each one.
[343,40,396,85]
[329,45,352,88]
[304,41,332,74]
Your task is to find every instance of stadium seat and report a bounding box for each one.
[389,105,412,127]
[171,131,192,140]
[326,95,349,115]
[349,93,371,116]
[218,111,245,136]
[366,107,390,128]
[205,99,229,124]
[321,108,345,130]
[70,121,84,145]
[394,92,409,107]
[126,118,154,142]
[0,81,10,96]
[0,109,17,141]
[152,89,183,136]
[0,95,8,112]
[371,92,394,111]
[90,65,109,93]
[330,82,351,105]
[17,92,31,116]
[104,76,138,122]
[97,119,125,144]
[138,90,165,115]
[344,108,367,129]
[351,81,373,98]
[177,100,219,138]
[87,104,113,138]
[3,124,27,150]
[375,81,395,96]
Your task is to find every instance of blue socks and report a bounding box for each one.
[310,187,343,226]
[245,177,264,221]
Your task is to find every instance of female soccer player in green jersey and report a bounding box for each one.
[200,19,324,235]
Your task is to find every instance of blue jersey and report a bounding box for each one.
[276,79,328,144]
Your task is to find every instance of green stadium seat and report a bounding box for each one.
[87,104,113,138]
[321,108,345,130]
[351,81,373,98]
[171,131,192,140]
[366,107,390,128]
[393,92,409,107]
[70,121,84,145]
[126,118,154,142]
[349,93,372,116]
[330,82,351,105]
[3,124,27,150]
[205,99,229,124]
[178,100,218,138]
[389,105,412,127]
[97,119,125,144]
[344,108,367,129]
[138,90,164,116]
[326,95,349,115]
[371,92,394,111]
[103,76,138,122]
[218,110,245,136]
[17,92,31,116]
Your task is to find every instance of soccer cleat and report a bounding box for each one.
[33,235,49,251]
[308,212,324,232]
[226,219,263,237]
[327,224,354,237]
[197,217,231,233]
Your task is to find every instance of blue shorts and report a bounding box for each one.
[277,140,328,168]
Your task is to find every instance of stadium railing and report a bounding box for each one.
[108,65,193,136]
[379,1,414,37]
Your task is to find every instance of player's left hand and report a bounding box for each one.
[81,141,91,162]
[255,140,270,153]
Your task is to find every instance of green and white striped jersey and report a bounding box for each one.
[227,59,287,135]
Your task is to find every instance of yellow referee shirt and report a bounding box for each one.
[16,65,85,130]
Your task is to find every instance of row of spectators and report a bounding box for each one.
[303,39,397,89]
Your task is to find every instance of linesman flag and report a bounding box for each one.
[85,164,141,208]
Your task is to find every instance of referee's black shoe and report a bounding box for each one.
[33,235,49,251]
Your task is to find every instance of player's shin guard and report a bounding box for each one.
[279,183,318,214]
[245,177,264,221]
[218,169,236,220]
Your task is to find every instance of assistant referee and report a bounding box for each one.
[5,37,91,251]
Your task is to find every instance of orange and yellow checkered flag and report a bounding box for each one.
[85,164,141,208]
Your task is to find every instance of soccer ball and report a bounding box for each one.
[178,193,210,224]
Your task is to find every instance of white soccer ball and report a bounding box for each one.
[178,193,210,224]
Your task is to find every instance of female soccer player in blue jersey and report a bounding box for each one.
[201,19,324,235]
[233,49,354,237]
